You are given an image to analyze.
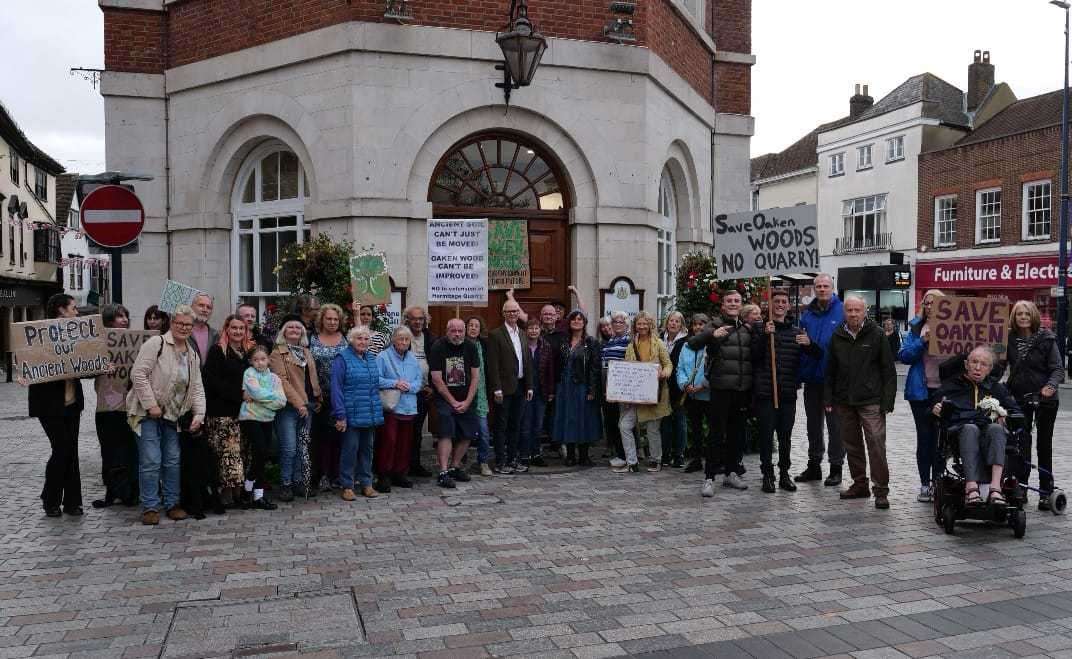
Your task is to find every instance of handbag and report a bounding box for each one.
[379,352,402,412]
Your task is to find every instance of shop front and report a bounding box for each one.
[915,253,1068,328]
[837,264,913,325]
[0,277,58,379]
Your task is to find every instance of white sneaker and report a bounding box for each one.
[702,479,715,498]
[480,463,493,477]
[917,485,933,502]
[723,473,748,490]
[609,457,626,468]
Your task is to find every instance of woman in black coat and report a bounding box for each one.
[25,294,86,517]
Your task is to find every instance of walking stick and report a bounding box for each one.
[769,276,779,410]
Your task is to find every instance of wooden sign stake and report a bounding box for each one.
[768,276,779,410]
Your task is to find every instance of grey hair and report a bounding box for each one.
[814,273,834,286]
[391,325,414,342]
[172,304,195,321]
[610,310,629,322]
[192,292,213,303]
[275,319,309,347]
[690,312,711,326]
[347,325,372,342]
[968,345,997,368]
[842,294,868,308]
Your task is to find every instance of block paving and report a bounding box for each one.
[1,382,1071,658]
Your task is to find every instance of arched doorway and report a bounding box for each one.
[428,131,571,337]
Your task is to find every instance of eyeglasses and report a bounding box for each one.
[173,321,193,329]
[407,316,426,322]
[612,320,626,325]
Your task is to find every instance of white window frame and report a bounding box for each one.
[886,136,905,162]
[231,142,311,317]
[934,195,957,248]
[1022,180,1052,241]
[857,144,873,170]
[841,193,888,249]
[34,168,47,201]
[975,187,1001,244]
[829,152,845,177]
[677,0,704,24]
[657,169,677,321]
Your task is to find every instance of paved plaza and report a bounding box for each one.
[2,382,1072,659]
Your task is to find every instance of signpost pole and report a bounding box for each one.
[768,276,779,410]
[110,248,123,304]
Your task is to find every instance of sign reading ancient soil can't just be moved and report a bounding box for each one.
[926,296,1011,358]
[13,315,111,383]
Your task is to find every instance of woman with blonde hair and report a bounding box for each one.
[1007,300,1065,510]
[615,311,672,473]
[310,303,348,491]
[659,310,688,467]
[899,289,946,502]
[270,315,322,501]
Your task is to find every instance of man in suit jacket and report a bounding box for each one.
[486,299,534,473]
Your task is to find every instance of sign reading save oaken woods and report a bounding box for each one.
[102,329,158,389]
[13,315,111,384]
[488,219,530,290]
[926,296,1011,357]
[713,205,819,279]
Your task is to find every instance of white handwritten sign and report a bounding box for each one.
[713,204,819,279]
[13,315,111,384]
[605,361,660,405]
[427,218,488,305]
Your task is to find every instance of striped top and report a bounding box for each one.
[600,334,630,369]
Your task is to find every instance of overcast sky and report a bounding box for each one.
[0,1,1067,173]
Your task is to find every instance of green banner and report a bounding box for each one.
[488,219,530,290]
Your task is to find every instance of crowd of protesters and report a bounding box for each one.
[20,274,1064,522]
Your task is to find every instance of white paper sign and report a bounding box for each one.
[713,204,819,279]
[427,218,488,305]
[386,290,403,328]
[605,361,660,405]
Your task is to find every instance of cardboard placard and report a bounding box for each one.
[13,315,110,384]
[488,219,530,290]
[713,205,819,278]
[100,329,159,392]
[427,218,488,305]
[159,279,200,313]
[605,360,660,405]
[926,295,1011,357]
[350,251,391,306]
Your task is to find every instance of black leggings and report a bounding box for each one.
[94,411,139,503]
[180,432,215,515]
[1020,401,1058,495]
[39,407,82,510]
[241,421,272,488]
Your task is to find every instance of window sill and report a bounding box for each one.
[886,157,905,164]
[829,172,844,178]
[932,243,958,250]
[856,166,873,172]
[1022,235,1052,242]
[975,240,1001,246]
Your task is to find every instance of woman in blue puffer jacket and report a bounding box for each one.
[898,289,945,503]
[331,325,385,501]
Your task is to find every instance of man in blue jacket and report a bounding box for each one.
[795,274,846,486]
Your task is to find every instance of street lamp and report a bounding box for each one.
[1052,0,1070,366]
[495,0,547,105]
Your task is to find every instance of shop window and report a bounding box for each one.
[657,169,677,320]
[232,144,309,317]
[934,195,957,247]
[841,193,888,252]
[886,136,904,162]
[829,153,844,177]
[857,144,873,170]
[975,188,1001,244]
[1022,180,1051,241]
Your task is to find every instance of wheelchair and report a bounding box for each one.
[932,405,1029,538]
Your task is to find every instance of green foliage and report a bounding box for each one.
[673,250,771,320]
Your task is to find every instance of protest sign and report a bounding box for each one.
[159,280,200,313]
[926,295,1010,357]
[605,361,660,405]
[427,218,488,305]
[713,205,818,279]
[350,251,391,306]
[99,329,158,399]
[488,219,530,289]
[12,315,110,384]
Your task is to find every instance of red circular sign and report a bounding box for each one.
[79,185,145,248]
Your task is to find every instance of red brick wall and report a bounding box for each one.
[103,0,751,114]
[715,61,750,114]
[103,8,166,74]
[918,126,1066,250]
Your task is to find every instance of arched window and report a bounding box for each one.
[231,144,311,316]
[657,168,677,320]
[430,134,564,211]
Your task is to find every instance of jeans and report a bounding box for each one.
[39,407,83,510]
[1021,401,1058,494]
[709,390,750,479]
[837,404,889,496]
[339,426,375,489]
[137,418,181,512]
[660,408,687,461]
[492,383,525,466]
[958,423,1007,483]
[519,396,546,461]
[94,410,139,504]
[804,382,844,466]
[685,397,714,465]
[275,405,309,486]
[411,393,430,469]
[476,416,491,464]
[909,393,941,486]
[756,396,796,475]
[619,405,661,465]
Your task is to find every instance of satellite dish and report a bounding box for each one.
[7,194,19,216]
[18,202,28,220]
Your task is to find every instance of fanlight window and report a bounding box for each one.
[430,135,563,210]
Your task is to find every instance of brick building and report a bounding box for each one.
[917,89,1070,326]
[99,0,754,330]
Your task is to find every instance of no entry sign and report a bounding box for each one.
[80,185,144,248]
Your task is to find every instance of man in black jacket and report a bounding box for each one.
[486,299,534,473]
[932,347,1021,505]
[753,289,820,493]
[823,296,897,509]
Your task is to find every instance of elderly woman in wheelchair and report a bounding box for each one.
[932,347,1026,535]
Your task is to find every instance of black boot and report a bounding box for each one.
[578,444,593,467]
[565,444,577,467]
[794,462,822,482]
[779,471,797,492]
[761,468,776,493]
[824,464,843,487]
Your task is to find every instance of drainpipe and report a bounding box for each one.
[163,2,172,280]
[709,4,717,249]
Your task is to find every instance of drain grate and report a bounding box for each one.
[162,591,364,658]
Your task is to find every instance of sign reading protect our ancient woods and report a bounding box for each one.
[488,219,530,290]
[13,315,111,384]
[99,329,159,397]
[926,296,1011,357]
[427,218,488,305]
[713,205,819,279]
[605,361,660,405]
[350,251,391,306]
[158,279,200,313]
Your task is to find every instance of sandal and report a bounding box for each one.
[988,490,1007,506]
[965,488,982,506]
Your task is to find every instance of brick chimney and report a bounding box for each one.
[967,50,995,112]
[849,83,874,118]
